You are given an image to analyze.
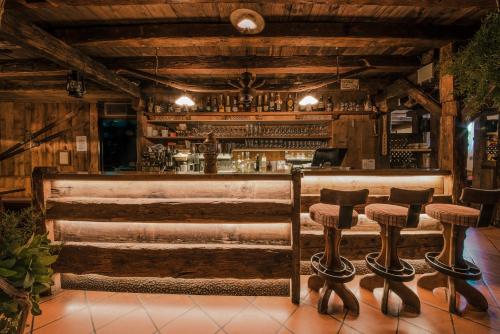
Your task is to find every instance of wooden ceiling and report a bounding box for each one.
[0,0,495,100]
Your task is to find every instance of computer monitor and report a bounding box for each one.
[312,148,348,167]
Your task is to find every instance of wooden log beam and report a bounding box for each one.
[13,0,497,9]
[51,22,473,49]
[385,78,441,114]
[0,56,419,78]
[46,198,292,223]
[0,12,140,97]
[53,242,293,279]
[0,87,129,102]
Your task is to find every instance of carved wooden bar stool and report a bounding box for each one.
[417,188,500,314]
[308,188,369,315]
[360,188,434,315]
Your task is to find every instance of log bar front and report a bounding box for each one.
[32,168,302,303]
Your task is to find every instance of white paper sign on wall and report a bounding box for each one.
[340,79,360,90]
[76,136,88,152]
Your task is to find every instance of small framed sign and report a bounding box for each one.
[341,79,360,91]
[76,136,88,152]
[59,150,71,166]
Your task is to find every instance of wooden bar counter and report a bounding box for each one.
[32,168,449,301]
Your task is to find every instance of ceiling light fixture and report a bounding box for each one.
[299,94,319,106]
[175,95,195,107]
[230,9,265,34]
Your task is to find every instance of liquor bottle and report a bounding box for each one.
[263,94,269,112]
[275,93,283,112]
[326,96,333,112]
[286,94,294,112]
[205,96,212,112]
[318,95,325,111]
[212,96,218,112]
[260,153,267,172]
[218,94,225,113]
[269,92,275,112]
[294,94,300,112]
[256,95,263,112]
[364,94,372,112]
[232,96,239,112]
[238,96,244,112]
[250,98,256,112]
[225,95,231,113]
[255,154,260,172]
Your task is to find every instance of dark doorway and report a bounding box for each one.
[99,119,137,171]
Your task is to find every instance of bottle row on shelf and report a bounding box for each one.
[141,143,309,173]
[147,93,376,114]
[145,123,330,139]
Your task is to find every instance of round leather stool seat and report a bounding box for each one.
[425,203,479,227]
[309,203,358,229]
[365,204,408,227]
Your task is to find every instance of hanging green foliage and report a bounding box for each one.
[446,12,500,119]
[0,208,57,334]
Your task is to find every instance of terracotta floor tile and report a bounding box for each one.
[344,302,398,334]
[415,285,449,311]
[402,303,454,333]
[33,290,87,329]
[33,307,93,334]
[460,306,500,330]
[223,304,282,334]
[159,307,219,334]
[276,326,293,334]
[97,307,156,334]
[338,324,364,333]
[284,304,342,334]
[191,295,250,327]
[453,315,500,334]
[397,320,432,333]
[90,292,142,329]
[138,293,194,329]
[355,284,401,317]
[483,273,500,308]
[300,275,312,299]
[252,296,298,324]
[85,290,116,304]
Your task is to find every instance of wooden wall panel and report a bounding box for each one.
[0,101,97,198]
[331,115,377,169]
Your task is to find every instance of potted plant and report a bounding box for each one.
[446,11,500,120]
[0,208,58,334]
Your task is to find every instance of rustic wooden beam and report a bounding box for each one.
[0,56,417,78]
[51,22,472,49]
[0,12,140,97]
[46,198,292,223]
[384,78,441,114]
[53,242,293,279]
[13,0,497,8]
[0,87,129,102]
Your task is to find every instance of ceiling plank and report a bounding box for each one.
[0,12,140,97]
[51,22,473,50]
[0,55,419,78]
[13,0,497,9]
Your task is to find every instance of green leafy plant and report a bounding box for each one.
[0,208,57,334]
[446,11,500,120]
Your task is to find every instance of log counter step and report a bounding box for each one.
[46,197,292,223]
[52,242,293,279]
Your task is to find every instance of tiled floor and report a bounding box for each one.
[25,227,500,334]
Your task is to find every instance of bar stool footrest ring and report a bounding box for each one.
[424,252,482,281]
[310,252,356,283]
[365,252,415,282]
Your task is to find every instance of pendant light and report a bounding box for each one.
[175,94,195,107]
[230,9,265,34]
[299,94,318,106]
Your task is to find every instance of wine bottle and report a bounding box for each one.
[263,94,269,112]
[225,95,231,113]
[218,94,225,113]
[286,94,294,112]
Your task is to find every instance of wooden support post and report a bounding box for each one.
[472,116,487,188]
[291,168,301,304]
[88,103,99,174]
[439,43,467,202]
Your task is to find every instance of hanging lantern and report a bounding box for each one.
[66,70,86,98]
